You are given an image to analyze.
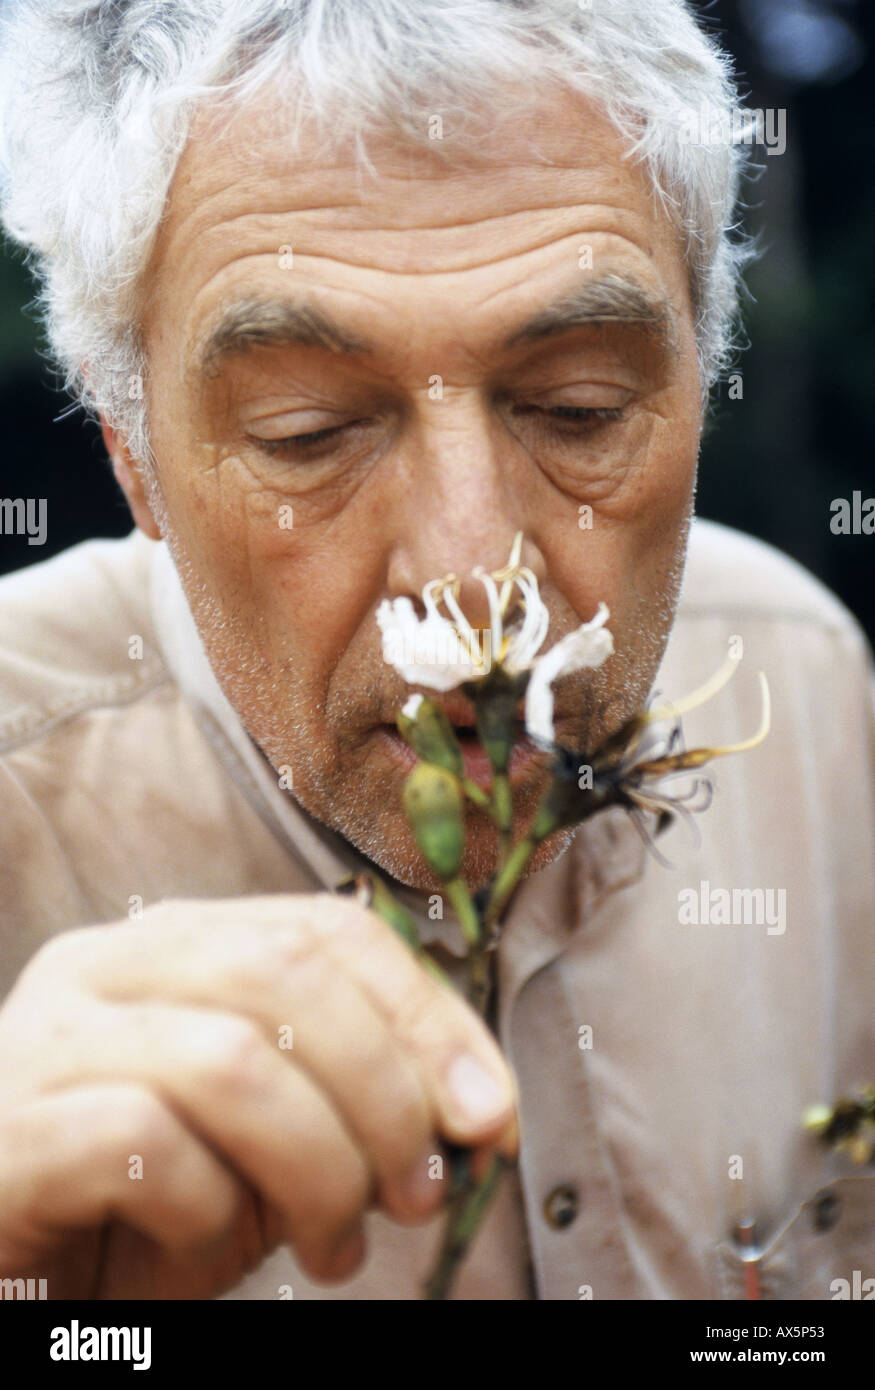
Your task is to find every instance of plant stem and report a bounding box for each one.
[444,875,480,948]
[490,771,513,847]
[483,834,537,927]
[424,1149,504,1300]
[461,777,491,811]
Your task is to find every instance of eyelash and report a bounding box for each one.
[254,405,626,459]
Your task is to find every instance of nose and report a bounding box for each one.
[383,392,547,621]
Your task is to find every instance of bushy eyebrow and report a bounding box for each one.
[192,272,677,377]
[193,297,373,376]
[504,274,678,355]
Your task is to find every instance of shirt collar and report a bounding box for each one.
[148,537,648,969]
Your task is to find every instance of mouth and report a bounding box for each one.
[376,721,549,790]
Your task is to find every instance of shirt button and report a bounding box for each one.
[543,1184,580,1229]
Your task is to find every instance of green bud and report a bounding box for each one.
[397,695,463,776]
[402,763,465,881]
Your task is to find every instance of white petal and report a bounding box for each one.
[524,605,614,745]
[524,673,558,747]
[376,597,479,689]
[401,693,424,720]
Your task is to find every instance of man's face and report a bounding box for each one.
[121,84,702,892]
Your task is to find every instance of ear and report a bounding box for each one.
[100,418,163,541]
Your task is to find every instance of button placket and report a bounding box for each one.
[507,961,645,1300]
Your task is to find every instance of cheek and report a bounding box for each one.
[627,404,699,568]
[167,451,378,674]
[551,405,696,603]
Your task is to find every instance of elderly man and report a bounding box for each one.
[0,0,872,1302]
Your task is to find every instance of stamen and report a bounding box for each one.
[473,570,504,666]
[496,531,524,615]
[707,671,771,755]
[636,671,771,773]
[642,651,741,725]
[422,578,445,622]
[441,580,472,640]
[510,573,549,664]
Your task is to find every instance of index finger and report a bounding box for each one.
[72,895,519,1157]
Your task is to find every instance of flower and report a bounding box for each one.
[581,653,771,865]
[802,1087,875,1166]
[376,533,614,742]
[376,591,486,691]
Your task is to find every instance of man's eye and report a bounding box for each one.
[538,405,626,426]
[254,422,353,458]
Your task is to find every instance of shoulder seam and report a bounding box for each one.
[0,662,173,757]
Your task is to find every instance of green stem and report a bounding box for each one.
[465,944,491,1016]
[490,772,513,843]
[342,866,506,1299]
[444,876,481,948]
[483,835,537,927]
[424,1151,504,1300]
[337,871,453,987]
[461,777,491,811]
[419,953,454,990]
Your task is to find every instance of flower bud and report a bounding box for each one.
[397,694,464,776]
[402,763,465,880]
[467,667,519,774]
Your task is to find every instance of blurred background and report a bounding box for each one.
[0,0,872,641]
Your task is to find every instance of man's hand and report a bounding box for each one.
[0,894,518,1299]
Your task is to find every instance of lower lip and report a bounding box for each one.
[377,725,548,789]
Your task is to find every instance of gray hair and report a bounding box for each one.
[0,0,757,467]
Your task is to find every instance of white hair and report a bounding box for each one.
[0,0,757,467]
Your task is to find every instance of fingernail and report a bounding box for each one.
[446,1053,511,1126]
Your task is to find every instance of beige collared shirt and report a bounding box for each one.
[1,517,873,1300]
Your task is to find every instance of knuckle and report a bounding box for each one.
[262,928,321,981]
[166,1183,240,1252]
[98,1085,176,1158]
[195,1018,267,1092]
[216,926,319,997]
[389,977,462,1051]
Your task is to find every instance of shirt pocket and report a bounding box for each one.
[713,1175,875,1299]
